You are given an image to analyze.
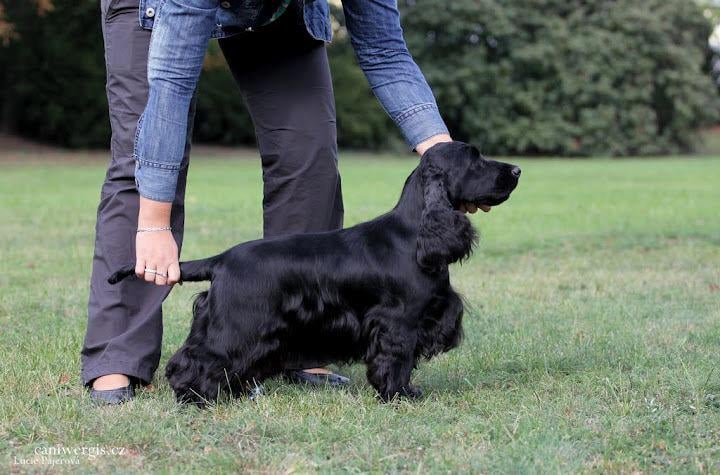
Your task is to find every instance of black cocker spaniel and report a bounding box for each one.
[109,142,521,404]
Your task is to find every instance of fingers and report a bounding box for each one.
[136,258,146,280]
[459,202,479,214]
[136,252,171,286]
[141,263,176,286]
[154,264,169,286]
[459,202,491,214]
[144,264,157,283]
[167,262,181,286]
[135,230,179,287]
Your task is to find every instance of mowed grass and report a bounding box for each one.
[0,151,719,473]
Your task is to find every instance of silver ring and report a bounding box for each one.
[144,268,157,274]
[155,272,167,278]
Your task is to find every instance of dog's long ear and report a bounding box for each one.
[417,160,477,272]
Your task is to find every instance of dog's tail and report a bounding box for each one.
[178,257,217,282]
[107,256,219,284]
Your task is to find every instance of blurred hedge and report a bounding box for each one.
[0,0,109,148]
[401,0,720,156]
[0,0,718,155]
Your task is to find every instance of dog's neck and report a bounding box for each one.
[392,167,425,229]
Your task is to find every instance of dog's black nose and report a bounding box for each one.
[511,166,521,178]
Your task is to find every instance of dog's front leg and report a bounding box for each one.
[365,324,421,402]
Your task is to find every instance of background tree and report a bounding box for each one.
[698,0,720,90]
[400,0,720,156]
[0,0,107,146]
[0,0,718,155]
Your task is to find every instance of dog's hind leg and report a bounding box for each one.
[164,291,254,405]
[165,347,221,406]
[167,339,283,405]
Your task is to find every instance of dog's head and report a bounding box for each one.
[417,142,520,272]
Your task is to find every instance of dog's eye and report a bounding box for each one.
[471,160,485,171]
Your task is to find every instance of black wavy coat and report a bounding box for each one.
[109,142,520,404]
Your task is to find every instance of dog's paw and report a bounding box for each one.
[400,385,423,400]
[174,388,211,407]
[377,385,424,403]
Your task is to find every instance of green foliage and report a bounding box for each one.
[400,0,720,156]
[0,0,717,155]
[0,0,108,147]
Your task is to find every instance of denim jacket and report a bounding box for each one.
[135,0,449,202]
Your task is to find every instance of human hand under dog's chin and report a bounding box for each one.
[459,203,491,214]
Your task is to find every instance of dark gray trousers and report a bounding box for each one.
[81,0,343,386]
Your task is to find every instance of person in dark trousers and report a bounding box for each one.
[82,0,487,405]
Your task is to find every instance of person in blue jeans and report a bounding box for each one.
[84,0,487,404]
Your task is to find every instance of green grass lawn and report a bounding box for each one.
[1,151,719,473]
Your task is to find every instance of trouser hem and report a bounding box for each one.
[81,360,158,388]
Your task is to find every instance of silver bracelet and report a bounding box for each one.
[137,226,172,233]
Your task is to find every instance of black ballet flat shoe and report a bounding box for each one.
[90,384,135,405]
[284,369,350,387]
